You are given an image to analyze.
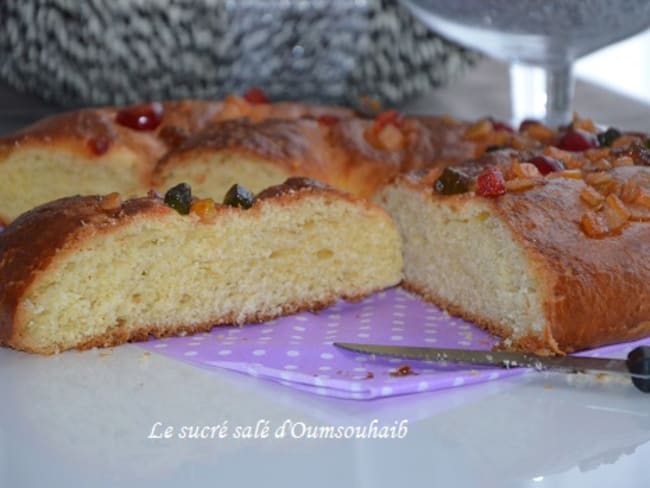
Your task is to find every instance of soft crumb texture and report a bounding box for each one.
[377,182,545,344]
[156,152,291,200]
[12,193,402,354]
[0,148,143,221]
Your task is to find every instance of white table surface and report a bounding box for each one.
[1,60,649,488]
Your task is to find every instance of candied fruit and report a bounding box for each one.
[223,184,254,209]
[243,87,269,104]
[164,183,192,215]
[597,127,622,147]
[433,167,471,195]
[476,166,506,197]
[116,103,164,131]
[557,129,598,151]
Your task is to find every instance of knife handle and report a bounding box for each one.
[627,346,650,393]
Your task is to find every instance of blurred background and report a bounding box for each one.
[0,0,478,108]
[0,0,649,129]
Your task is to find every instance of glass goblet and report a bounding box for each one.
[402,0,650,126]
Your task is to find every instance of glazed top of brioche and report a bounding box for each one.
[154,113,496,188]
[0,98,354,161]
[0,103,192,163]
[159,118,327,163]
[395,163,650,352]
[492,175,650,351]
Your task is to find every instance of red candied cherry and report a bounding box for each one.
[243,87,269,104]
[557,129,598,151]
[476,166,507,197]
[518,119,540,132]
[526,155,564,175]
[489,118,514,133]
[317,114,340,126]
[116,102,164,131]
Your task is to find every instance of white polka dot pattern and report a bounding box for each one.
[139,287,650,400]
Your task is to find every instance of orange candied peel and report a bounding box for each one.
[191,198,218,222]
[554,169,583,179]
[602,194,630,232]
[591,158,612,171]
[100,192,122,210]
[366,110,406,150]
[512,161,542,179]
[220,95,252,119]
[584,171,614,187]
[611,134,642,148]
[505,177,538,192]
[606,193,630,218]
[571,114,598,133]
[580,211,609,238]
[463,119,493,141]
[614,155,634,167]
[543,146,583,169]
[619,180,641,203]
[376,124,405,151]
[521,122,555,145]
[585,148,611,163]
[635,187,650,208]
[584,171,618,196]
[580,186,605,207]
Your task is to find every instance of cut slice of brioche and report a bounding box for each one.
[0,145,149,222]
[151,114,502,204]
[377,168,650,354]
[0,99,353,224]
[152,119,330,199]
[152,117,414,201]
[0,178,402,354]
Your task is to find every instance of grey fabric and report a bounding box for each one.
[0,0,478,108]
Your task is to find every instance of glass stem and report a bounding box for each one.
[509,62,574,127]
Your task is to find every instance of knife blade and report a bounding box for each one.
[333,342,650,393]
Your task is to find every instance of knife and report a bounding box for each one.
[333,342,650,393]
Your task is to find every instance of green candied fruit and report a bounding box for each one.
[434,167,471,195]
[164,182,192,214]
[597,127,622,147]
[223,184,254,209]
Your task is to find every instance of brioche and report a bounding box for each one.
[0,97,353,223]
[377,160,650,354]
[1,97,530,224]
[152,113,493,201]
[0,178,402,354]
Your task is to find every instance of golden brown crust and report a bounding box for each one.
[159,118,324,165]
[407,116,478,169]
[154,114,479,199]
[397,167,650,353]
[153,118,371,194]
[493,175,650,353]
[255,176,330,200]
[0,100,355,200]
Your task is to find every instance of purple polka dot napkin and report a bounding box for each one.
[139,288,649,399]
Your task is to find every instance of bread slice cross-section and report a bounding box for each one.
[0,178,402,354]
[377,166,650,354]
